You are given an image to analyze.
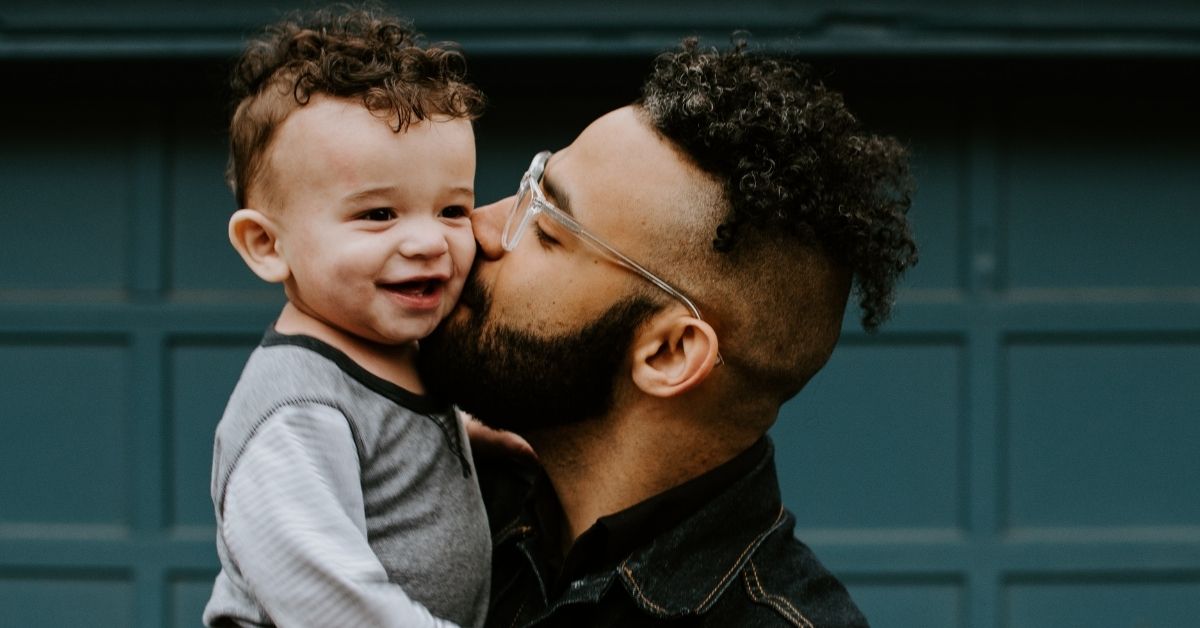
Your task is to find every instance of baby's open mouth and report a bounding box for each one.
[385,279,442,296]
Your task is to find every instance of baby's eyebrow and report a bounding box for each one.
[344,186,400,203]
[342,185,475,203]
[449,186,475,200]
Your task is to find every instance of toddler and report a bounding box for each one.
[203,8,489,627]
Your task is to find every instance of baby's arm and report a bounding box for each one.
[220,402,457,627]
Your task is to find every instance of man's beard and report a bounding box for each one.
[418,272,658,434]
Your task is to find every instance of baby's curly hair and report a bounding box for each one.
[640,38,916,331]
[227,5,484,207]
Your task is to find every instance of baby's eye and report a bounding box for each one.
[440,205,470,220]
[359,208,395,221]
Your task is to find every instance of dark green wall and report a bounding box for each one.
[2,3,1199,627]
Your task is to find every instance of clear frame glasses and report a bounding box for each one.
[502,150,716,340]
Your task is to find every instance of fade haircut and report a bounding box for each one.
[226,5,485,208]
[638,38,917,405]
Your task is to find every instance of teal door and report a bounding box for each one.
[3,4,1198,627]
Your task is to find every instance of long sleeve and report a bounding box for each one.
[214,402,457,628]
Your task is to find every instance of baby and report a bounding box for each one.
[203,7,488,627]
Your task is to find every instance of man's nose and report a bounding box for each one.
[471,196,511,260]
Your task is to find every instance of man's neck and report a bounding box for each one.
[274,302,423,393]
[527,405,759,555]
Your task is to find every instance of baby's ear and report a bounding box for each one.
[228,209,289,283]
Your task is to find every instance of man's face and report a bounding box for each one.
[420,106,700,432]
[264,97,477,346]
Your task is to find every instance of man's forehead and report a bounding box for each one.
[561,107,664,169]
[543,107,697,220]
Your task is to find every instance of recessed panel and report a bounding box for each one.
[170,571,220,628]
[1006,577,1200,628]
[1002,92,1200,290]
[168,338,260,528]
[0,571,134,627]
[0,339,129,526]
[846,578,962,628]
[168,96,275,296]
[847,91,967,294]
[773,340,963,530]
[1005,338,1200,530]
[0,99,134,293]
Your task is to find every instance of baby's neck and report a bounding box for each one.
[274,303,424,394]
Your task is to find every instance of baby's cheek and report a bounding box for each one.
[450,226,477,266]
[442,278,466,309]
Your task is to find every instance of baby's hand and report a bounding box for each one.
[459,410,536,461]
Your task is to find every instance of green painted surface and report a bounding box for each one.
[1,7,1198,626]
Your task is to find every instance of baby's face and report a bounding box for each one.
[264,96,477,345]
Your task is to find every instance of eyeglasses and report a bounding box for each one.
[503,151,718,355]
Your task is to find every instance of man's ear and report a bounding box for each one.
[630,310,720,398]
[228,208,290,283]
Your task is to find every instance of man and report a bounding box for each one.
[421,38,916,627]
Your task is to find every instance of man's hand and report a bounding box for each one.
[459,410,536,461]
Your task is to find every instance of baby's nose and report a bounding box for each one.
[398,222,451,259]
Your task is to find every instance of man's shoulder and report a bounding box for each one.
[705,512,869,628]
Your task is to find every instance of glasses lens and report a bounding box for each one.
[502,175,534,251]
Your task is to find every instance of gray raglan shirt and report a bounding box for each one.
[203,330,490,627]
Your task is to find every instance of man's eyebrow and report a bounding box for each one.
[540,170,574,218]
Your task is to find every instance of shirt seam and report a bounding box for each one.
[260,328,447,414]
[217,396,360,516]
[257,333,471,477]
[695,504,787,610]
[743,557,815,628]
[616,504,788,616]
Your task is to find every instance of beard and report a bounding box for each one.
[418,271,658,435]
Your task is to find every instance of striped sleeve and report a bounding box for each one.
[219,402,458,628]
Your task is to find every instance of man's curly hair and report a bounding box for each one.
[227,5,484,208]
[640,38,916,331]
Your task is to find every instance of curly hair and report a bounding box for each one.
[227,5,485,207]
[640,38,916,331]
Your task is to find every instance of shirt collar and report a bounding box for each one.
[496,436,785,617]
[613,437,786,616]
[564,437,770,582]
